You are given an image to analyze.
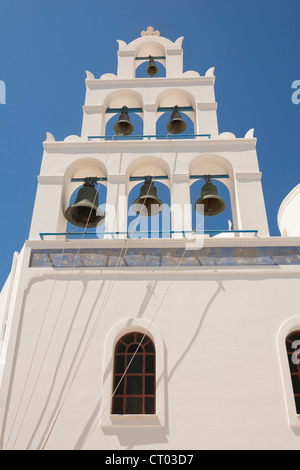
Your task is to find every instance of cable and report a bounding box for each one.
[78,213,209,450]
[39,133,172,449]
[7,137,116,450]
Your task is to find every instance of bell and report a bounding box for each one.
[167,105,187,134]
[195,175,226,216]
[64,178,105,228]
[133,176,163,216]
[146,55,158,77]
[113,106,134,136]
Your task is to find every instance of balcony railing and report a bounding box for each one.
[88,133,211,141]
[39,230,258,240]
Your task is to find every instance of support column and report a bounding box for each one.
[170,174,192,238]
[104,175,128,239]
[143,104,156,138]
[234,173,269,237]
[29,176,65,240]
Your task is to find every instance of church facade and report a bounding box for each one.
[0,27,299,450]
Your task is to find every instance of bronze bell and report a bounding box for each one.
[133,176,163,216]
[146,55,158,77]
[195,175,226,216]
[113,106,134,136]
[167,105,187,134]
[64,178,105,228]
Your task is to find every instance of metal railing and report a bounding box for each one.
[39,230,258,240]
[87,133,211,141]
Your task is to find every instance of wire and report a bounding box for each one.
[39,134,172,449]
[7,137,116,450]
[78,212,209,450]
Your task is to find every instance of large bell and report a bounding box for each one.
[167,105,187,135]
[133,176,163,216]
[64,178,105,228]
[146,55,158,77]
[195,175,226,216]
[113,106,134,136]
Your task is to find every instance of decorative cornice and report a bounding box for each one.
[37,175,64,184]
[85,76,215,88]
[43,137,257,152]
[235,172,262,182]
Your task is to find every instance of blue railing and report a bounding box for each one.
[39,230,258,240]
[88,134,211,141]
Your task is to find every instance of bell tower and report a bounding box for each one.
[1,28,300,451]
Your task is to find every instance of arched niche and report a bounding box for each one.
[189,155,237,236]
[126,156,171,238]
[62,158,108,234]
[102,89,144,137]
[134,41,166,78]
[155,88,196,137]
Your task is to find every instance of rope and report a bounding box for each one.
[7,137,116,450]
[39,134,172,449]
[78,212,209,450]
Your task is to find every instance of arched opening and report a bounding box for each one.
[135,58,166,78]
[105,112,143,139]
[112,332,156,415]
[127,179,171,238]
[65,182,107,239]
[190,178,233,235]
[156,109,194,139]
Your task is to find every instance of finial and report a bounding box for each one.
[141,26,160,37]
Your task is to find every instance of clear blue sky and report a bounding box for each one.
[0,0,300,288]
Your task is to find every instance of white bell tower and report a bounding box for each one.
[1,28,300,451]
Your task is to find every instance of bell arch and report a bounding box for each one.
[102,89,144,137]
[134,41,166,78]
[155,88,196,137]
[126,156,171,238]
[189,154,237,235]
[62,158,108,233]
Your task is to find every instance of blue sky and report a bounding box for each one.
[0,0,300,288]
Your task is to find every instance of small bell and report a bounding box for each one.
[113,106,134,136]
[64,177,105,228]
[133,176,163,216]
[195,175,226,216]
[146,55,158,77]
[167,105,187,134]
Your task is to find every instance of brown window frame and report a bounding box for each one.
[112,332,156,415]
[286,330,300,414]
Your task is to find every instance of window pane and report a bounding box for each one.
[145,375,155,395]
[145,397,155,414]
[128,343,143,353]
[144,342,154,353]
[126,376,143,395]
[145,355,155,372]
[114,376,124,395]
[115,342,126,353]
[124,333,135,345]
[126,397,143,414]
[291,375,300,395]
[287,354,299,374]
[115,355,125,373]
[127,354,143,373]
[112,397,124,414]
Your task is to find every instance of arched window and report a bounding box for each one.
[286,331,300,414]
[112,332,155,415]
